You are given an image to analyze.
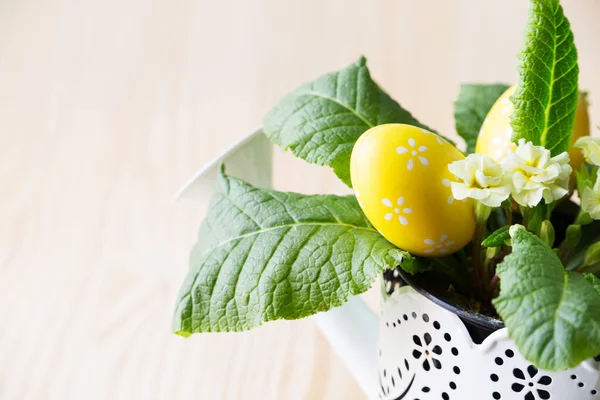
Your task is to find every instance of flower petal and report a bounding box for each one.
[511,383,524,393]
[537,389,550,400]
[527,365,538,378]
[424,333,432,345]
[513,368,525,380]
[582,186,600,219]
[413,335,422,346]
[422,359,430,371]
[537,376,552,386]
[575,137,600,166]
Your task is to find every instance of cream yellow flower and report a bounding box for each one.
[448,154,510,207]
[501,139,572,207]
[582,177,600,219]
[574,136,600,166]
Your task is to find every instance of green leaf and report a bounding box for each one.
[493,225,600,370]
[263,56,440,187]
[510,0,579,156]
[172,170,408,334]
[454,83,510,154]
[585,274,600,296]
[482,225,511,247]
[391,249,419,275]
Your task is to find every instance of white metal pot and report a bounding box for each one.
[177,129,600,400]
[377,271,600,400]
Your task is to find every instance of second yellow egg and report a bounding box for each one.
[475,85,590,175]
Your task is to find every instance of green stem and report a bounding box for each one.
[478,225,491,291]
[521,205,530,227]
[488,273,500,293]
[521,204,546,235]
[560,245,572,265]
[576,263,600,274]
[559,224,582,265]
[471,201,493,302]
[502,200,513,226]
[470,223,485,300]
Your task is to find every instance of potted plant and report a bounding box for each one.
[172,0,600,398]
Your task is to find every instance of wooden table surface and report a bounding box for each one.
[1,1,598,399]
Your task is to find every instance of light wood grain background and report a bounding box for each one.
[1,1,598,399]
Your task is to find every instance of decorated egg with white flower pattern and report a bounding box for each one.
[350,124,476,257]
[475,85,590,175]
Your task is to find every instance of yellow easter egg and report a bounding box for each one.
[476,85,590,176]
[350,124,476,257]
[475,86,518,162]
[570,92,591,173]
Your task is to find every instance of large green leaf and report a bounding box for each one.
[454,83,510,154]
[493,225,600,370]
[263,57,439,187]
[173,170,411,334]
[510,0,579,156]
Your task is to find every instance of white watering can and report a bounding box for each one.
[176,129,600,400]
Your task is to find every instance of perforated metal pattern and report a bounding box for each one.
[378,287,600,400]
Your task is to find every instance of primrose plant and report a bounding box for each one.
[173,0,600,372]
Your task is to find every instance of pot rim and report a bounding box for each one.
[396,268,506,333]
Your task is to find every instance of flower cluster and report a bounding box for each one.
[448,139,572,209]
[576,137,600,219]
[503,140,572,207]
[575,137,600,166]
[582,179,600,219]
[448,154,510,207]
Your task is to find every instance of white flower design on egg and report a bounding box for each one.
[491,126,515,159]
[396,138,429,170]
[442,178,455,204]
[420,128,445,145]
[500,96,512,115]
[423,234,454,255]
[442,178,467,205]
[381,197,412,226]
